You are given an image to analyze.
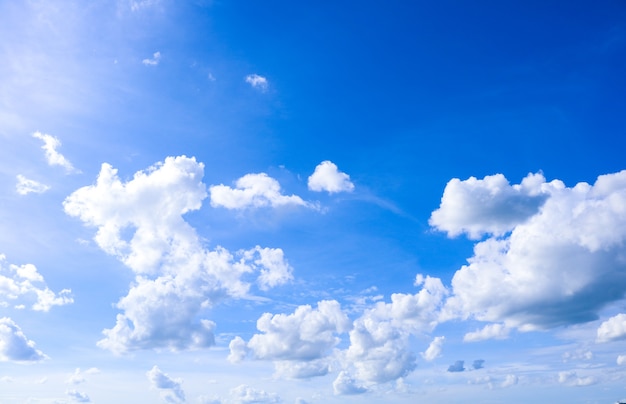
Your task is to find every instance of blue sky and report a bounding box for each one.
[1,1,626,402]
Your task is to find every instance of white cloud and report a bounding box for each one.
[32,131,76,172]
[617,355,626,365]
[245,74,268,91]
[210,173,310,210]
[147,366,185,403]
[15,175,50,195]
[438,170,626,330]
[463,323,509,342]
[333,371,366,395]
[0,317,47,362]
[307,161,354,194]
[501,374,518,387]
[0,254,73,311]
[236,300,350,379]
[597,313,626,343]
[66,367,100,385]
[229,384,280,403]
[142,51,161,66]
[64,156,295,353]
[66,389,91,402]
[227,336,248,364]
[421,336,444,361]
[558,370,597,387]
[342,276,447,384]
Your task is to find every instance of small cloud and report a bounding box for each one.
[558,370,597,387]
[597,313,626,343]
[142,51,161,66]
[16,175,50,195]
[472,359,485,370]
[32,132,76,173]
[421,336,444,361]
[66,389,90,403]
[333,371,366,395]
[501,374,518,387]
[245,74,268,91]
[447,360,465,372]
[229,384,280,403]
[147,366,185,403]
[464,324,509,342]
[617,355,626,365]
[0,317,48,363]
[308,161,354,194]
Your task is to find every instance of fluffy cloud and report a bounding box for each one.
[229,384,279,403]
[0,317,47,362]
[501,374,518,387]
[32,131,76,172]
[597,313,626,343]
[245,74,268,91]
[558,371,597,386]
[333,371,366,395]
[437,171,626,330]
[64,156,294,353]
[147,366,185,403]
[15,175,50,195]
[210,173,311,210]
[463,323,509,342]
[142,51,161,66]
[341,276,447,384]
[430,172,548,239]
[0,254,73,311]
[421,336,444,361]
[307,161,354,194]
[617,355,626,365]
[232,300,350,378]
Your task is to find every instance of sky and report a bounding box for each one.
[1,0,626,403]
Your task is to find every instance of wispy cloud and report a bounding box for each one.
[15,175,50,195]
[32,131,77,173]
[142,51,161,66]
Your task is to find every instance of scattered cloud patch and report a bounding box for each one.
[229,384,280,403]
[617,355,626,365]
[245,74,268,91]
[66,368,100,385]
[438,171,626,330]
[147,366,185,403]
[64,156,295,353]
[558,370,597,386]
[501,374,518,387]
[421,336,444,361]
[447,360,465,372]
[307,161,354,194]
[142,51,161,66]
[333,371,366,395]
[463,323,509,342]
[66,389,91,402]
[0,317,47,362]
[472,359,485,369]
[0,254,73,311]
[210,173,311,210]
[15,175,50,195]
[32,131,76,172]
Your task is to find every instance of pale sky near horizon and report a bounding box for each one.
[1,1,626,403]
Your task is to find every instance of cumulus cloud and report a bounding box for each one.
[15,175,50,195]
[438,171,626,331]
[147,366,185,403]
[210,173,311,210]
[64,156,294,353]
[307,161,354,194]
[0,254,73,311]
[447,360,465,372]
[558,371,597,386]
[463,323,509,342]
[501,374,518,387]
[232,300,350,378]
[597,313,626,343]
[332,371,366,395]
[0,317,47,362]
[32,131,76,172]
[341,276,447,384]
[421,336,444,361]
[245,74,268,91]
[142,51,161,66]
[617,355,626,365]
[229,384,279,403]
[66,389,90,402]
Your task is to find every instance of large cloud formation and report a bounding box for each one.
[432,171,626,331]
[64,156,293,353]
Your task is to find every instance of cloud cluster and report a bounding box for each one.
[32,131,76,173]
[307,161,354,194]
[0,317,47,362]
[230,384,280,403]
[0,254,73,311]
[434,171,626,331]
[597,313,626,343]
[147,366,185,403]
[210,173,310,210]
[245,74,268,92]
[64,156,293,353]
